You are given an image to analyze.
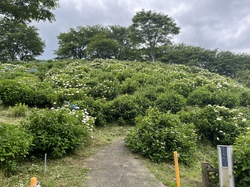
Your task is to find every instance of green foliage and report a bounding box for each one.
[9,103,28,117]
[190,105,247,145]
[239,90,250,106]
[21,107,94,158]
[86,33,119,59]
[0,79,33,106]
[74,97,108,127]
[158,44,250,79]
[0,19,45,61]
[108,95,140,125]
[0,123,33,175]
[234,130,250,187]
[130,9,180,62]
[87,78,121,101]
[125,107,196,164]
[121,78,139,94]
[155,92,186,114]
[55,25,111,59]
[213,90,240,108]
[187,87,213,106]
[168,81,194,97]
[0,0,59,22]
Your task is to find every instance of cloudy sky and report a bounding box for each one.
[32,0,250,60]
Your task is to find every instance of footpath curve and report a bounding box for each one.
[85,137,166,187]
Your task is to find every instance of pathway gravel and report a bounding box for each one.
[85,137,166,187]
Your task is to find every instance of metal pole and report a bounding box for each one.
[44,153,47,173]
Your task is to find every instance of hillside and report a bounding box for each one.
[0,59,250,186]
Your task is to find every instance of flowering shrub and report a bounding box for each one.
[125,107,196,164]
[191,105,247,145]
[74,98,108,126]
[233,130,250,187]
[21,105,95,158]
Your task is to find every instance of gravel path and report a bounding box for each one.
[85,137,166,187]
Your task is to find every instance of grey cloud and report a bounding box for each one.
[32,0,250,59]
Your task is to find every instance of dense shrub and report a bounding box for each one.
[121,78,139,94]
[133,93,151,116]
[240,90,250,106]
[74,97,108,127]
[0,123,33,175]
[125,107,196,164]
[213,90,240,108]
[192,105,247,145]
[0,80,33,106]
[168,81,193,97]
[87,79,121,100]
[233,130,250,187]
[187,87,213,106]
[155,92,186,114]
[21,107,94,158]
[31,82,55,107]
[55,88,87,105]
[107,95,139,125]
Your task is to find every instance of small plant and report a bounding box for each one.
[9,103,28,117]
[0,123,33,175]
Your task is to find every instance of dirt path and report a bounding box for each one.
[85,137,166,187]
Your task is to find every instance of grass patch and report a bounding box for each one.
[0,107,24,124]
[143,143,217,187]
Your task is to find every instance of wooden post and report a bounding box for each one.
[201,162,210,187]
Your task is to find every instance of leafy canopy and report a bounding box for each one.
[0,0,59,22]
[0,19,45,61]
[130,9,180,62]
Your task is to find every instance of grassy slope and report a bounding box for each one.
[1,59,244,186]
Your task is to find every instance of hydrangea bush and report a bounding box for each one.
[21,104,95,158]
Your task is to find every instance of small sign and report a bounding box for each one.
[221,147,228,167]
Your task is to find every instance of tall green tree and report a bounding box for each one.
[55,25,109,59]
[109,25,133,60]
[0,0,59,22]
[86,33,118,59]
[130,9,180,62]
[0,19,45,61]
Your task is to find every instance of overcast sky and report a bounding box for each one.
[32,0,250,60]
